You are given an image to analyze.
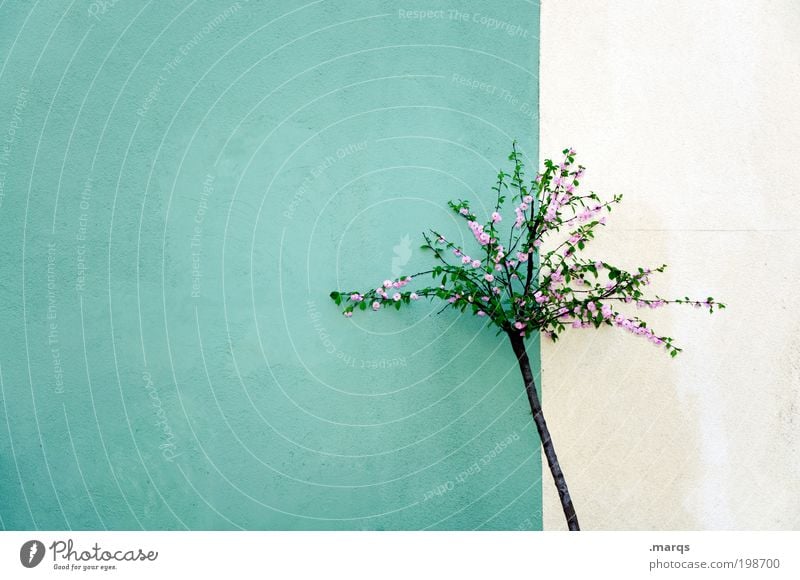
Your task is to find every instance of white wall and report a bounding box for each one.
[540,0,800,529]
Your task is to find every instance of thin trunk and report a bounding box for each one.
[509,332,580,531]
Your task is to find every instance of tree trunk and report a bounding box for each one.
[508,332,580,531]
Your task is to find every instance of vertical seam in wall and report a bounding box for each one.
[535,0,544,531]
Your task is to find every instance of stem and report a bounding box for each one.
[508,331,580,531]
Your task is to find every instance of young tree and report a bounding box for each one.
[330,144,724,531]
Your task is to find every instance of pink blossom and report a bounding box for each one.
[393,293,401,301]
[477,310,486,317]
[481,296,489,302]
[383,280,392,288]
[523,195,533,204]
[344,311,353,317]
[459,208,469,215]
[491,211,502,223]
[471,259,481,268]
[350,293,362,302]
[514,207,525,228]
[517,252,529,262]
[586,301,597,312]
[462,255,472,265]
[410,292,419,300]
[514,321,526,330]
[534,291,547,304]
[372,301,381,311]
[484,274,494,282]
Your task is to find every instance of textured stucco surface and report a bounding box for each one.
[0,1,542,530]
[540,0,800,529]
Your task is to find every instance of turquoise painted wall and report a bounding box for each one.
[0,1,541,530]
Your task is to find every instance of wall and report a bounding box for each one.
[540,0,800,529]
[0,1,542,529]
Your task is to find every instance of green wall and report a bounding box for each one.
[0,0,541,530]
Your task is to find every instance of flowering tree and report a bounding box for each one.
[330,144,724,531]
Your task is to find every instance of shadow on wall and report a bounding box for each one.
[540,197,702,530]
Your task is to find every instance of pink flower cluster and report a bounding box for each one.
[549,268,564,285]
[375,276,413,299]
[613,314,664,346]
[637,299,666,309]
[544,165,579,224]
[513,195,533,228]
[578,205,603,222]
[467,220,491,245]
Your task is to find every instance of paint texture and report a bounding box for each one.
[0,1,542,529]
[540,0,800,530]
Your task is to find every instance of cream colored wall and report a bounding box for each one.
[540,0,800,529]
